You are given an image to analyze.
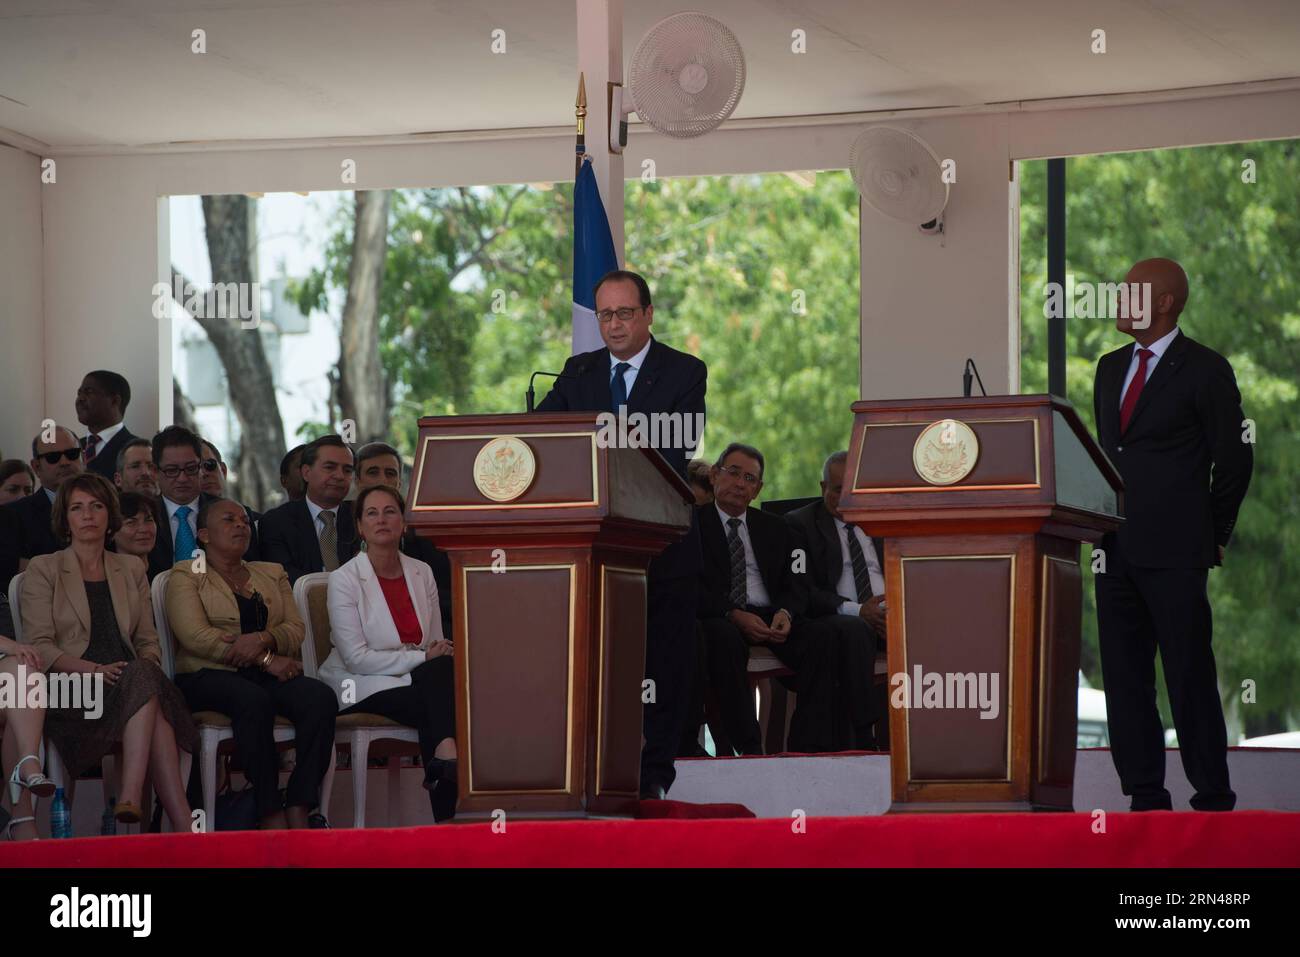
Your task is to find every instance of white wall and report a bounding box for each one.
[0,145,45,463]
[17,83,1300,437]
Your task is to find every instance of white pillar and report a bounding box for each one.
[576,0,625,263]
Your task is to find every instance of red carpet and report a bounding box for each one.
[3,810,1298,868]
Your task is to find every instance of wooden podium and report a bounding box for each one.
[839,395,1123,812]
[406,412,693,818]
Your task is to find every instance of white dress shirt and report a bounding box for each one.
[305,496,341,541]
[1120,326,1181,400]
[162,494,201,546]
[86,420,124,448]
[609,337,653,400]
[834,518,885,617]
[715,504,773,608]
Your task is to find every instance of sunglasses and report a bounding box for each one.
[201,459,222,472]
[39,448,83,465]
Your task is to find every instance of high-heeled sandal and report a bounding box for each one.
[4,816,38,841]
[7,754,55,804]
[114,801,143,824]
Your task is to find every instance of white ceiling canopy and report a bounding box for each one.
[2,0,1298,151]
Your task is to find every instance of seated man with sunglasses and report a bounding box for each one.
[0,425,86,593]
[146,426,257,580]
[198,438,262,560]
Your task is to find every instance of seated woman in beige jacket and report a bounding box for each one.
[20,473,196,829]
[165,499,337,830]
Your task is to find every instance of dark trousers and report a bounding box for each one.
[799,614,878,751]
[701,607,871,755]
[640,577,699,794]
[677,623,709,757]
[176,667,338,818]
[1095,547,1234,811]
[341,656,455,781]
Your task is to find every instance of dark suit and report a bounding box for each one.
[257,497,359,584]
[1092,329,1253,811]
[698,504,842,754]
[0,490,59,593]
[147,493,261,580]
[536,335,706,793]
[401,529,454,638]
[82,425,137,481]
[785,499,882,749]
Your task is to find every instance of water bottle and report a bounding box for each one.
[50,787,72,839]
[101,796,117,836]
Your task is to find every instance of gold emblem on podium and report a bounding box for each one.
[473,436,537,502]
[913,418,979,486]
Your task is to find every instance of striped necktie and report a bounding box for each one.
[319,509,340,572]
[726,517,747,606]
[844,523,873,602]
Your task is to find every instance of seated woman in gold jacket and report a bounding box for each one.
[165,499,337,830]
[20,473,196,829]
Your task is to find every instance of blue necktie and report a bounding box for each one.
[610,362,631,411]
[174,504,197,563]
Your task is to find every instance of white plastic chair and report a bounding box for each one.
[747,645,796,754]
[294,572,419,829]
[152,570,332,830]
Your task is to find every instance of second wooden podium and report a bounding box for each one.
[406,412,692,818]
[839,394,1123,812]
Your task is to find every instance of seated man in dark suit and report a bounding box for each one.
[258,434,357,583]
[698,442,843,755]
[198,437,262,559]
[148,425,220,579]
[0,425,85,592]
[75,370,137,481]
[355,441,453,636]
[280,445,307,502]
[785,450,884,750]
[113,437,160,497]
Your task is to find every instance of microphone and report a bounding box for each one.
[526,356,599,411]
[962,358,987,398]
[526,371,564,412]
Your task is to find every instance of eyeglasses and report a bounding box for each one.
[159,462,201,478]
[718,465,761,486]
[595,306,643,324]
[39,448,83,465]
[201,459,221,472]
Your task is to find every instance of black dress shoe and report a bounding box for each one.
[307,812,331,829]
[638,780,667,800]
[424,757,458,822]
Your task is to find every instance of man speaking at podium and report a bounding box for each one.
[1093,257,1253,812]
[536,269,707,799]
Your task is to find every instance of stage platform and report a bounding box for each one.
[10,748,1298,859]
[3,808,1298,868]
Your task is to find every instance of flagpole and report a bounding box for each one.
[575,72,587,180]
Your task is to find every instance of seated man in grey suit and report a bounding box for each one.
[784,450,885,750]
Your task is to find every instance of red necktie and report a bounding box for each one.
[1119,348,1154,434]
[83,433,101,464]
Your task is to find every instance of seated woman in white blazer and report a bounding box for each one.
[318,484,457,821]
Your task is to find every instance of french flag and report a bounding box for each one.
[572,156,620,354]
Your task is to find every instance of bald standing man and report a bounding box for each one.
[1092,258,1253,811]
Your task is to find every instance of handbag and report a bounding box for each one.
[214,756,259,831]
